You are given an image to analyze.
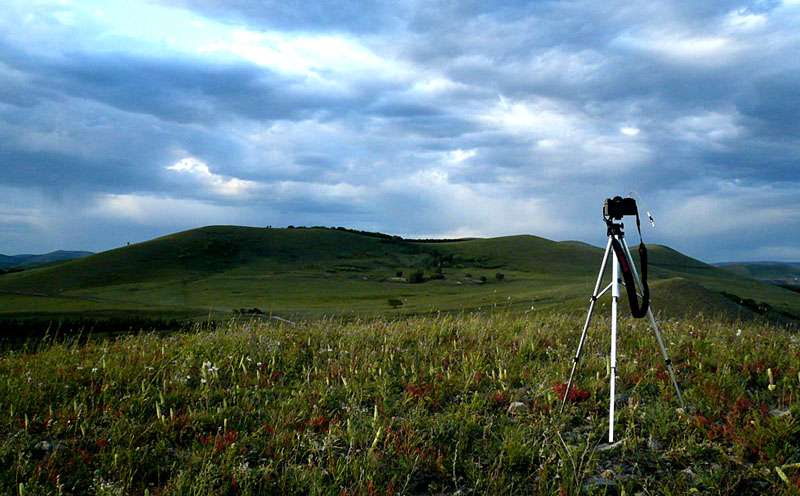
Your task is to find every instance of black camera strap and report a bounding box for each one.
[611,212,649,319]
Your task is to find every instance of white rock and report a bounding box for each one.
[769,408,791,418]
[507,401,528,414]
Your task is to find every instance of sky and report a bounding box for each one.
[1,0,799,262]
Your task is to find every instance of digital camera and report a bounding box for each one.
[603,196,638,220]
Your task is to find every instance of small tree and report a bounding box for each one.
[408,269,425,284]
[396,270,403,278]
[387,298,403,308]
[495,272,505,281]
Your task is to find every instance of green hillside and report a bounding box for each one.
[717,262,800,286]
[0,255,16,269]
[0,226,797,326]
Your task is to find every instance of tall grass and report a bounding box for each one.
[1,312,798,494]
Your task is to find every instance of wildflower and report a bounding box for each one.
[91,368,98,373]
[201,378,207,384]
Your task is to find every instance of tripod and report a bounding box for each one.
[560,219,685,443]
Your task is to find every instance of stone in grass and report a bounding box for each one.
[34,440,64,453]
[507,401,529,415]
[597,440,623,451]
[768,408,791,418]
[34,441,54,452]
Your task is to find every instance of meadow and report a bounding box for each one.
[3,226,798,327]
[2,311,799,495]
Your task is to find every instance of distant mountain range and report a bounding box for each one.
[0,251,93,270]
[715,261,800,268]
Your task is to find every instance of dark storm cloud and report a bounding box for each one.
[0,45,306,124]
[737,69,800,138]
[0,148,153,193]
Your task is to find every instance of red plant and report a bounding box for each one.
[200,431,238,454]
[404,377,432,400]
[491,390,510,406]
[308,413,330,432]
[553,382,589,403]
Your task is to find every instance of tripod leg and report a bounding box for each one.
[609,242,619,443]
[645,308,686,410]
[621,239,686,410]
[560,237,614,414]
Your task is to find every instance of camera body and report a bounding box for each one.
[603,196,638,220]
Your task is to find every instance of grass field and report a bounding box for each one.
[1,226,798,330]
[2,312,799,495]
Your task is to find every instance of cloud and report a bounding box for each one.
[669,110,743,151]
[0,0,798,262]
[157,0,405,33]
[91,193,249,226]
[168,157,259,198]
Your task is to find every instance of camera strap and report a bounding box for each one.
[611,212,649,319]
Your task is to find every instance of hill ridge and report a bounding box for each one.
[0,225,797,323]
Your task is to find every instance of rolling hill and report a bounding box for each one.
[0,226,797,325]
[0,250,92,270]
[715,262,800,286]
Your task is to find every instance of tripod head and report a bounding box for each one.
[606,220,624,237]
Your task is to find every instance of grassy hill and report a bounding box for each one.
[0,250,92,270]
[0,226,797,328]
[716,262,800,286]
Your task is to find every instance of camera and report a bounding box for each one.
[603,196,638,220]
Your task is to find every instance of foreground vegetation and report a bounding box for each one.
[1,312,799,495]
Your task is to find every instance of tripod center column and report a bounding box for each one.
[609,237,620,443]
